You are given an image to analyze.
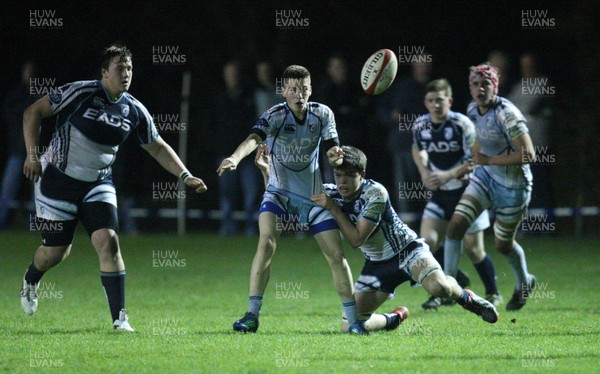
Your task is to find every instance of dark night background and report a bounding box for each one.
[1,1,598,233]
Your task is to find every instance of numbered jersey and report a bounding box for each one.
[253,102,338,197]
[324,179,418,261]
[467,97,532,188]
[45,80,159,182]
[413,110,475,191]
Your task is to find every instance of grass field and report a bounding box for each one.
[1,229,599,373]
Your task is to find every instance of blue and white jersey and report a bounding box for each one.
[324,179,418,261]
[253,102,338,197]
[44,80,159,182]
[467,96,532,189]
[413,110,475,191]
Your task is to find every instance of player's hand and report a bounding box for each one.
[254,143,270,175]
[310,192,335,210]
[420,169,439,191]
[473,152,490,165]
[185,176,207,193]
[456,162,474,180]
[23,156,42,182]
[217,157,238,176]
[327,146,344,166]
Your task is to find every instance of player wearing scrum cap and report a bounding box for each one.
[20,44,207,331]
[443,63,537,311]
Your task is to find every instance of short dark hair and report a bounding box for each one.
[425,78,452,98]
[100,45,132,71]
[336,145,367,173]
[282,65,310,86]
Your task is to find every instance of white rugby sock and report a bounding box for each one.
[443,238,462,277]
[507,243,530,290]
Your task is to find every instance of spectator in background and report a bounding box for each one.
[212,60,261,236]
[0,60,37,228]
[376,58,430,221]
[253,61,280,117]
[508,52,554,208]
[314,54,360,183]
[487,50,513,97]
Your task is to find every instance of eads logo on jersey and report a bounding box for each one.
[82,107,132,131]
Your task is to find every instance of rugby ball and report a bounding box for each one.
[361,49,398,95]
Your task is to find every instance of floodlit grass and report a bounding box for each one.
[2,230,598,372]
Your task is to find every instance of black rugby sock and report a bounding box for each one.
[101,271,126,322]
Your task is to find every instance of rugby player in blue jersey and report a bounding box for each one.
[217,65,367,334]
[20,45,207,331]
[443,63,537,311]
[412,79,502,310]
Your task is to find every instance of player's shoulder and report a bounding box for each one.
[308,102,334,117]
[362,179,388,200]
[494,96,526,122]
[122,92,152,120]
[49,80,99,105]
[58,79,99,94]
[413,113,431,131]
[448,110,473,128]
[262,102,287,120]
[466,100,478,115]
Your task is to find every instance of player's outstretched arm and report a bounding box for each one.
[141,138,207,193]
[217,133,262,176]
[310,192,377,248]
[23,96,54,182]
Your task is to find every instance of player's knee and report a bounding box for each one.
[446,216,468,241]
[257,234,277,256]
[495,239,514,255]
[493,222,516,254]
[425,273,452,298]
[91,229,120,258]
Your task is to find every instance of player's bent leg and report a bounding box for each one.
[340,291,408,332]
[234,212,281,333]
[415,260,498,323]
[21,218,77,316]
[494,220,536,311]
[21,244,72,315]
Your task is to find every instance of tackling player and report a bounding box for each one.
[310,146,499,329]
[217,65,366,334]
[20,45,207,331]
[412,79,502,310]
[443,63,537,311]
